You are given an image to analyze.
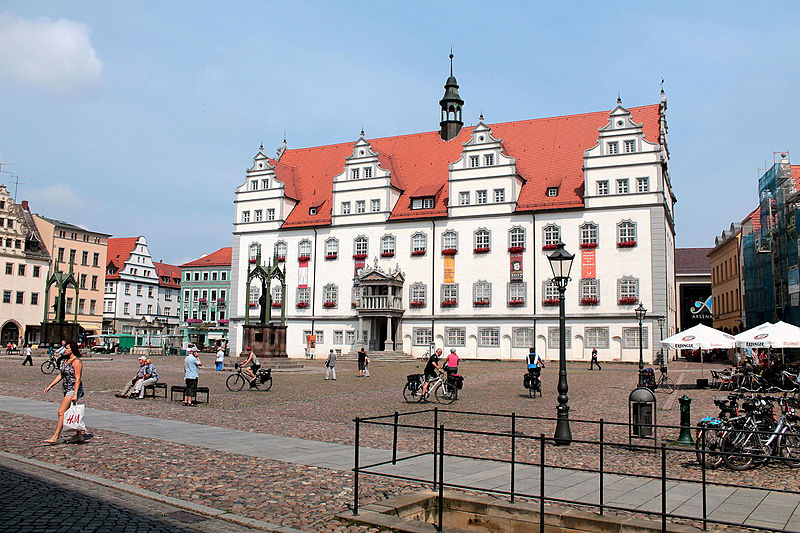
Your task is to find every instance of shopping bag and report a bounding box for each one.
[63,403,86,432]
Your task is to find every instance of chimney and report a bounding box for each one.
[21,200,28,210]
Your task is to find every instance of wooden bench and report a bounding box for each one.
[143,382,167,398]
[170,385,210,403]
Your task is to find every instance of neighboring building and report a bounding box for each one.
[228,66,677,362]
[709,224,742,333]
[33,214,110,339]
[740,206,762,329]
[0,186,50,345]
[153,261,182,342]
[675,248,712,335]
[179,247,231,347]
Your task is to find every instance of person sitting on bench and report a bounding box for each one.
[131,358,159,399]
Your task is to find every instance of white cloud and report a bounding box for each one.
[0,13,101,90]
[25,183,87,211]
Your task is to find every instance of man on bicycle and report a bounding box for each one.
[420,348,442,399]
[241,347,261,387]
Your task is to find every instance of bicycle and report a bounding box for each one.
[429,370,460,404]
[695,393,741,468]
[226,364,272,392]
[523,367,542,398]
[654,366,675,393]
[40,353,61,375]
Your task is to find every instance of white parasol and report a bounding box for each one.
[661,324,736,381]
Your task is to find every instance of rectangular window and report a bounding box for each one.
[445,327,466,347]
[469,155,480,168]
[221,272,226,281]
[478,327,500,346]
[93,252,99,267]
[5,263,11,275]
[124,302,130,314]
[507,282,526,305]
[57,247,64,262]
[2,291,9,303]
[546,187,559,197]
[484,154,494,166]
[618,277,639,301]
[585,327,610,349]
[136,303,141,315]
[581,224,598,245]
[341,202,351,215]
[69,249,76,264]
[476,190,487,204]
[31,293,39,305]
[512,327,534,348]
[249,180,258,191]
[410,283,426,306]
[33,266,40,277]
[356,200,365,214]
[241,211,250,223]
[78,299,85,314]
[212,272,217,281]
[412,198,422,209]
[124,283,130,295]
[616,179,629,194]
[334,330,343,344]
[106,300,114,313]
[547,327,573,349]
[89,300,96,314]
[346,330,356,345]
[412,233,427,253]
[371,199,380,212]
[16,291,24,304]
[82,251,89,265]
[267,208,275,220]
[607,141,619,155]
[315,330,324,345]
[184,289,190,301]
[579,278,599,302]
[136,285,142,296]
[441,283,458,306]
[364,167,372,178]
[413,327,432,346]
[147,304,153,314]
[254,209,263,222]
[17,264,25,276]
[542,280,559,302]
[636,177,649,192]
[459,191,470,206]
[80,274,87,289]
[297,287,310,305]
[423,198,434,209]
[622,327,649,349]
[624,140,636,153]
[494,188,505,203]
[351,168,360,179]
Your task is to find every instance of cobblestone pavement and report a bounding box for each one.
[1,356,795,531]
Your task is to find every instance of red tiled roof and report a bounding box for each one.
[792,165,800,188]
[743,206,761,232]
[105,237,138,280]
[153,262,181,289]
[269,105,661,228]
[676,248,712,274]
[180,247,232,268]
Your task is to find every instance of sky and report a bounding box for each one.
[0,2,797,265]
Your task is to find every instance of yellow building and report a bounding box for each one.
[33,215,110,339]
[709,223,742,334]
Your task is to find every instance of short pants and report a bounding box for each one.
[185,378,198,396]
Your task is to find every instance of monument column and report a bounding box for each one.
[384,316,393,351]
[357,316,365,349]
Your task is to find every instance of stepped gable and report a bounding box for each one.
[267,105,661,228]
[105,237,138,280]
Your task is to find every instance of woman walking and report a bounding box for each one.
[42,342,84,444]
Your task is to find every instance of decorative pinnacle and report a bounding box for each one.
[479,113,484,122]
[259,142,263,151]
[449,48,454,76]
[360,127,365,138]
[617,94,622,105]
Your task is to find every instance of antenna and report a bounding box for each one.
[11,175,24,202]
[0,161,13,182]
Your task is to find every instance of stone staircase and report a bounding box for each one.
[336,350,418,363]
[226,357,305,370]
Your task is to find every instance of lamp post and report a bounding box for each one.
[657,316,666,367]
[547,244,574,445]
[635,303,647,386]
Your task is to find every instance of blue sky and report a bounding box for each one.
[0,2,797,264]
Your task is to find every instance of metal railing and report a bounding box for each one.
[352,408,800,533]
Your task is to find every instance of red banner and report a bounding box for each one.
[510,252,523,282]
[581,249,596,279]
[354,258,365,276]
[298,258,309,288]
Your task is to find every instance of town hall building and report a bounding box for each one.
[229,63,677,362]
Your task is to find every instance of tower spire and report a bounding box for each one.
[439,51,464,141]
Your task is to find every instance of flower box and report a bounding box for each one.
[325,254,338,260]
[186,319,202,324]
[296,302,309,308]
[198,298,207,304]
[248,258,257,263]
[580,297,599,305]
[352,253,367,260]
[508,299,525,306]
[580,242,598,249]
[248,303,258,308]
[508,246,525,253]
[409,300,425,308]
[617,241,637,248]
[473,247,490,254]
[271,302,282,308]
[380,252,395,257]
[440,299,458,307]
[216,298,226,304]
[297,255,311,261]
[323,301,337,308]
[473,299,490,306]
[217,319,229,325]
[441,248,458,256]
[542,298,560,306]
[277,256,286,262]
[541,243,560,251]
[618,296,638,305]
[411,250,426,256]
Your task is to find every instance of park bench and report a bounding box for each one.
[170,385,210,403]
[143,382,167,398]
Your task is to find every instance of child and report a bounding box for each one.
[364,355,370,377]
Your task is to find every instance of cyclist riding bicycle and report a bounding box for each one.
[420,348,442,399]
[241,347,261,387]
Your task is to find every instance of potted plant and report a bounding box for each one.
[508,245,525,253]
[296,301,309,308]
[325,253,338,260]
[411,250,426,256]
[380,251,395,257]
[473,298,490,306]
[541,243,560,251]
[580,296,599,305]
[323,301,337,308]
[473,247,490,254]
[409,300,425,308]
[352,253,368,260]
[441,299,457,307]
[508,299,525,306]
[580,242,598,249]
[617,241,637,248]
[542,298,560,306]
[618,296,638,304]
[271,302,282,308]
[441,248,457,256]
[298,255,311,261]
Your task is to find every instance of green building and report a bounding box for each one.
[179,247,231,348]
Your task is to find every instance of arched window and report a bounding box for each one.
[381,234,396,256]
[325,238,338,259]
[509,226,525,251]
[354,236,368,258]
[298,239,312,259]
[617,220,637,247]
[580,222,598,248]
[442,230,458,254]
[248,243,260,263]
[274,241,287,261]
[323,284,338,307]
[543,224,561,248]
[474,228,491,252]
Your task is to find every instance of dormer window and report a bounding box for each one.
[309,207,318,216]
[351,168,360,180]
[484,154,494,166]
[624,140,636,153]
[546,187,559,197]
[412,197,435,210]
[607,142,619,155]
[364,167,372,178]
[470,156,480,168]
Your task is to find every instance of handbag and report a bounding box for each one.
[63,403,86,432]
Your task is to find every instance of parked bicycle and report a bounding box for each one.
[654,366,676,393]
[226,363,272,391]
[695,393,742,468]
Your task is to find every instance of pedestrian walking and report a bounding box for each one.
[325,349,337,380]
[183,347,202,406]
[363,355,370,377]
[215,345,224,371]
[22,343,33,366]
[589,348,601,370]
[357,347,367,377]
[42,342,85,444]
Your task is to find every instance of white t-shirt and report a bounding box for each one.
[25,346,32,356]
[215,349,224,362]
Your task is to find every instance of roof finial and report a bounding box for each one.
[259,142,263,151]
[360,126,365,138]
[479,111,484,122]
[449,48,454,76]
[660,77,665,93]
[617,93,621,105]
[283,129,287,143]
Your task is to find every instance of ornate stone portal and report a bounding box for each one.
[40,262,81,345]
[241,247,287,357]
[353,260,405,352]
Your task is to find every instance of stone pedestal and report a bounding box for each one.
[40,322,81,346]
[241,324,287,357]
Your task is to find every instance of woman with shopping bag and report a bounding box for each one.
[43,342,85,444]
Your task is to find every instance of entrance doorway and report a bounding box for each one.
[1,322,19,346]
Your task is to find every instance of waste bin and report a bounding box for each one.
[629,387,657,443]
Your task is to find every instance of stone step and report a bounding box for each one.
[225,357,304,370]
[336,351,418,363]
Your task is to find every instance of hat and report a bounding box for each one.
[138,356,146,361]
[247,347,252,351]
[450,348,456,353]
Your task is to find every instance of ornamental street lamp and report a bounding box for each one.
[547,243,574,445]
[657,316,666,367]
[635,303,647,386]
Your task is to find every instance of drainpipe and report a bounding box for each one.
[531,212,537,356]
[431,220,436,354]
[311,228,318,341]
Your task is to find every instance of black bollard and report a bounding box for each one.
[677,394,694,445]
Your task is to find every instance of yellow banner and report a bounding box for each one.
[444,255,455,284]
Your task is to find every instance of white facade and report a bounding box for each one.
[229,98,676,362]
[103,236,160,335]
